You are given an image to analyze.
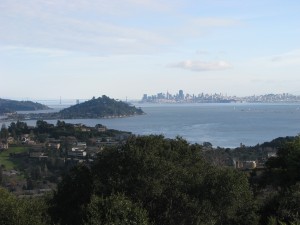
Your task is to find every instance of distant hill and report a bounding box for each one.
[58,95,144,119]
[0,98,50,114]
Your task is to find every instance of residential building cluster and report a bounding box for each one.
[0,122,131,196]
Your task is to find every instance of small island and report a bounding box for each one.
[1,95,144,121]
[0,98,50,114]
[58,95,144,119]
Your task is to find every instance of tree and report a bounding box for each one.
[48,165,94,225]
[201,168,258,225]
[8,121,29,137]
[92,135,258,225]
[262,136,300,188]
[0,124,9,140]
[36,120,53,133]
[0,166,3,184]
[260,183,300,225]
[85,194,150,225]
[0,187,48,225]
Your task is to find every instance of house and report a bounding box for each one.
[21,137,29,144]
[267,152,277,158]
[68,147,87,158]
[76,142,87,149]
[80,127,91,132]
[0,142,8,150]
[243,161,257,169]
[96,137,119,147]
[74,124,91,132]
[235,160,257,169]
[48,141,61,150]
[7,137,15,144]
[95,124,107,132]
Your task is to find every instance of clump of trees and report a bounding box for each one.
[2,135,300,224]
[0,188,49,225]
[48,135,258,225]
[257,137,300,224]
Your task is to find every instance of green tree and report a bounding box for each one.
[263,136,300,188]
[0,187,48,225]
[0,166,3,185]
[0,124,9,140]
[92,135,258,225]
[8,121,29,138]
[85,194,150,225]
[201,168,258,225]
[36,120,53,133]
[48,164,94,225]
[260,183,300,225]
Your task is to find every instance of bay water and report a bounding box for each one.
[12,103,300,148]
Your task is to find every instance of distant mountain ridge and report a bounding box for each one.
[0,98,50,114]
[58,95,144,119]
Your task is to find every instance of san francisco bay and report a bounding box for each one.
[16,103,300,148]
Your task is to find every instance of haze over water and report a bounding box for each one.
[20,103,300,148]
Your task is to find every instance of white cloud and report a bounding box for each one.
[0,0,175,55]
[0,0,243,56]
[169,60,232,72]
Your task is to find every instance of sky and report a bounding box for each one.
[1,0,300,100]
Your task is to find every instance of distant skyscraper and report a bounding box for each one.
[179,90,184,100]
[142,94,147,101]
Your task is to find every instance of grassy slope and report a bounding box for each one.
[0,147,28,170]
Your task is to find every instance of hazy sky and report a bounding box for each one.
[1,0,300,100]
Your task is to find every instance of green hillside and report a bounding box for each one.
[58,95,144,118]
[0,98,50,114]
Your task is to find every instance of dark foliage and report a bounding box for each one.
[48,165,94,225]
[92,135,258,225]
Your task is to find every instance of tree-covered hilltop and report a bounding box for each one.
[0,98,50,114]
[58,95,144,119]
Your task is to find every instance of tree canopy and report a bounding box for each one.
[48,135,257,225]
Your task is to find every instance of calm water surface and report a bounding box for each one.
[11,103,300,148]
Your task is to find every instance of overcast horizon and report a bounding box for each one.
[1,0,300,100]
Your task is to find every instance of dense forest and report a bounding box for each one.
[0,98,49,114]
[1,134,300,224]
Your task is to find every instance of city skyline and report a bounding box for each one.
[1,1,300,100]
[140,90,300,103]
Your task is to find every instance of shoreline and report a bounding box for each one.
[0,112,146,123]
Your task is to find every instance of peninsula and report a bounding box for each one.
[0,98,50,114]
